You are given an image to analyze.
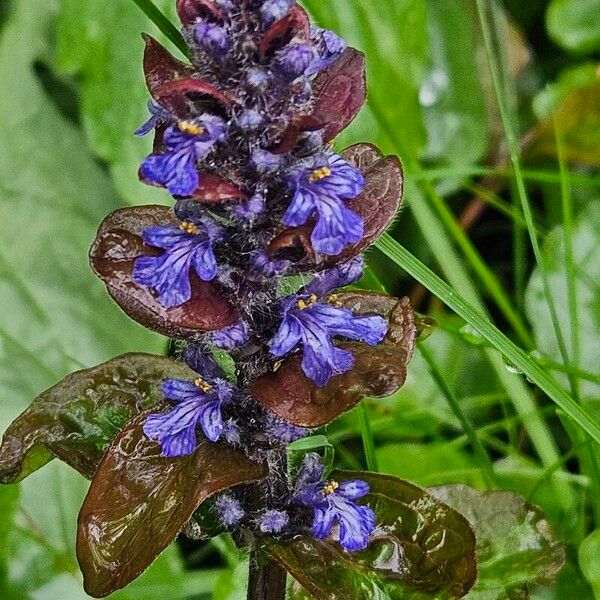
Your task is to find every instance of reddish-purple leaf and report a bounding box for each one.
[89,205,237,338]
[191,173,248,203]
[268,143,403,270]
[176,0,225,25]
[250,293,416,427]
[265,471,477,600]
[77,411,266,597]
[259,6,311,59]
[143,35,193,116]
[311,48,366,142]
[0,354,195,484]
[154,77,234,117]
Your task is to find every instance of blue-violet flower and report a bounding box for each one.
[294,453,375,552]
[144,377,234,457]
[140,115,226,196]
[283,154,365,256]
[133,218,222,308]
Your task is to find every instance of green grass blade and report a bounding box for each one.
[356,404,378,472]
[130,0,189,57]
[419,343,497,488]
[375,234,600,446]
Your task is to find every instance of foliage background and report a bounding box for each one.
[0,0,599,597]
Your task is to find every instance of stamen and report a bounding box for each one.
[308,166,332,183]
[296,294,318,310]
[177,120,205,136]
[273,359,284,372]
[327,294,343,308]
[323,480,339,495]
[180,221,200,235]
[194,377,214,393]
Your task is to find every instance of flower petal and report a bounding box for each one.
[338,480,370,501]
[311,503,336,540]
[270,315,303,357]
[161,379,202,403]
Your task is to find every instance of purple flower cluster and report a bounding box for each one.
[130,0,389,554]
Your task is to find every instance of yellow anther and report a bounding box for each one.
[309,166,332,183]
[323,480,339,495]
[177,120,205,136]
[194,377,213,393]
[296,294,318,310]
[180,221,199,235]
[327,293,343,308]
[273,359,284,372]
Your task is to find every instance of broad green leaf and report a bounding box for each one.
[77,410,267,597]
[54,0,181,205]
[421,0,489,167]
[432,485,566,598]
[525,202,600,402]
[546,0,600,54]
[265,471,476,599]
[0,354,195,483]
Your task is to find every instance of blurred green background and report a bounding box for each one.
[0,0,599,598]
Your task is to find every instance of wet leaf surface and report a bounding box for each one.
[0,354,195,484]
[269,143,403,269]
[89,205,238,338]
[250,293,416,427]
[266,471,477,599]
[77,410,267,597]
[431,484,566,598]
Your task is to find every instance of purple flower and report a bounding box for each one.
[307,29,346,75]
[246,68,271,91]
[211,320,251,350]
[293,453,375,552]
[143,377,234,457]
[233,193,266,222]
[133,218,222,308]
[195,20,231,57]
[237,109,265,130]
[250,250,289,278]
[283,154,365,256]
[269,292,387,387]
[265,415,309,443]
[305,256,364,297]
[260,510,289,534]
[135,101,174,137]
[274,43,315,80]
[183,344,225,380]
[251,149,285,175]
[260,0,295,25]
[140,115,226,196]
[216,494,245,527]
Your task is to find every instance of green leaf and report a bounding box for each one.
[77,410,267,597]
[0,353,196,483]
[579,529,600,597]
[265,471,477,599]
[525,202,600,403]
[546,0,600,54]
[54,0,182,205]
[431,485,566,598]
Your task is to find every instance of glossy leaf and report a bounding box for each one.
[89,205,238,338]
[310,48,366,142]
[77,410,267,597]
[0,354,195,484]
[250,293,416,427]
[265,471,477,600]
[528,81,600,166]
[431,484,566,597]
[269,143,403,269]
